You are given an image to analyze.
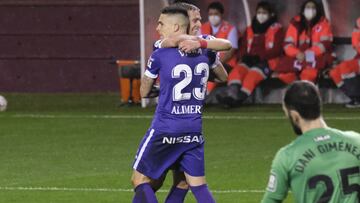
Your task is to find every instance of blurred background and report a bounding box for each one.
[0,0,358,93]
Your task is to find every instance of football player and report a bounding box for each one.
[262,81,360,203]
[131,6,227,203]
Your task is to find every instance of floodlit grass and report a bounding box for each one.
[0,93,358,202]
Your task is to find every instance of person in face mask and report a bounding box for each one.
[201,1,239,94]
[217,1,285,107]
[329,17,360,108]
[274,0,333,85]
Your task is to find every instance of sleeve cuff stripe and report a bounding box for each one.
[144,70,158,79]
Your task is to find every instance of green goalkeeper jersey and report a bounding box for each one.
[262,127,360,203]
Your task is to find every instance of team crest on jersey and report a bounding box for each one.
[266,172,277,192]
[154,40,162,49]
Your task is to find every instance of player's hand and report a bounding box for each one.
[296,52,305,62]
[179,40,200,53]
[145,84,160,98]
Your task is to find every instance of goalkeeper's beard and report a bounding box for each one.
[289,116,303,136]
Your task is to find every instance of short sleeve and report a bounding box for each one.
[198,34,216,40]
[153,40,163,51]
[206,49,220,69]
[144,52,161,79]
[261,148,290,202]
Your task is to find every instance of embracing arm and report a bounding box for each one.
[206,38,232,51]
[178,37,232,53]
[160,34,199,48]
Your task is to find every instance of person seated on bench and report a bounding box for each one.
[274,0,333,85]
[329,17,360,108]
[201,1,239,94]
[217,1,284,107]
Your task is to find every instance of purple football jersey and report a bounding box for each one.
[144,48,218,133]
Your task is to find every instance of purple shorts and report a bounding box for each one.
[132,128,205,179]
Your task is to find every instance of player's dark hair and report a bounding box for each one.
[284,81,322,120]
[161,6,189,18]
[208,1,224,14]
[172,2,200,11]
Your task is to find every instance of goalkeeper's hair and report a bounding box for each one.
[283,81,322,120]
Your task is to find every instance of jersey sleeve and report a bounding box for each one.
[198,34,216,41]
[153,40,163,51]
[206,49,220,69]
[144,51,161,79]
[261,147,290,203]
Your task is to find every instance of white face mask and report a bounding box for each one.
[304,8,316,20]
[257,14,269,24]
[208,15,221,26]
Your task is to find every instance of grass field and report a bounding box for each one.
[0,93,359,203]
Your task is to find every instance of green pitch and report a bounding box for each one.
[0,93,359,203]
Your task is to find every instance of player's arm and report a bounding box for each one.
[261,148,289,203]
[207,38,232,51]
[211,63,228,82]
[140,52,160,98]
[207,50,228,83]
[140,76,156,98]
[179,38,232,53]
[159,34,198,48]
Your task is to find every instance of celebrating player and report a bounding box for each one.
[262,81,360,203]
[149,3,229,203]
[131,6,227,203]
[154,3,232,53]
[154,3,231,80]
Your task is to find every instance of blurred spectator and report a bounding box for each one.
[275,0,333,84]
[201,1,238,93]
[329,17,360,108]
[217,1,284,107]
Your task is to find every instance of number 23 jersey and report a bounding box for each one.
[144,48,219,134]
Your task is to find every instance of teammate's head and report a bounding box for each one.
[283,81,322,135]
[157,6,190,38]
[207,1,224,27]
[172,2,201,35]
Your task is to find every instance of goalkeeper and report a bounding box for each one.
[262,81,360,203]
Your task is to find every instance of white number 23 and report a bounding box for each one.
[172,63,209,101]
